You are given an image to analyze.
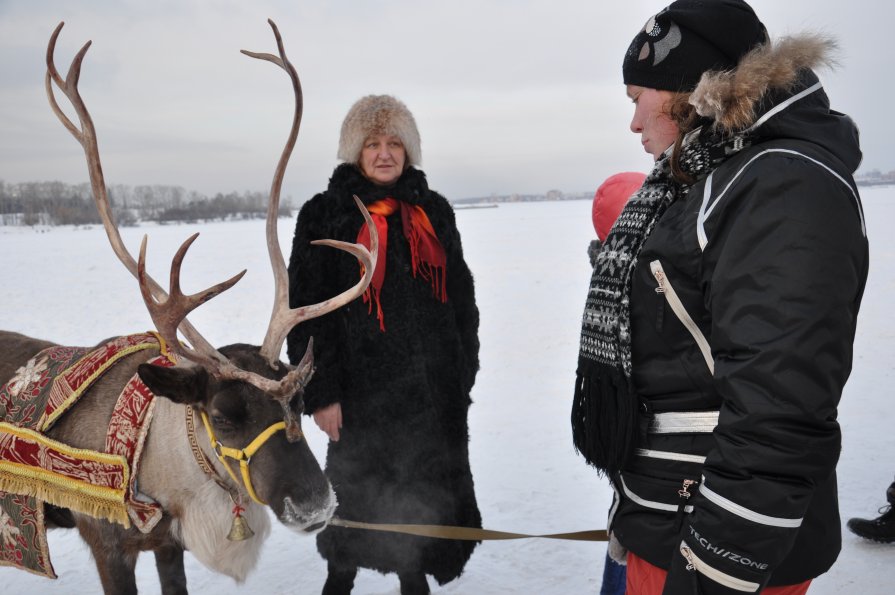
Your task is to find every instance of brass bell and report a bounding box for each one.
[226,514,255,541]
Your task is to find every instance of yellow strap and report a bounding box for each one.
[240,460,264,505]
[198,408,219,447]
[230,422,285,505]
[329,518,608,542]
[215,454,243,490]
[214,422,285,465]
[243,421,287,458]
[197,410,243,488]
[198,410,285,505]
[146,330,177,365]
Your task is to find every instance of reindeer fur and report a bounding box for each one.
[143,397,272,583]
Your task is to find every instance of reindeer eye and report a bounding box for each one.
[211,414,235,431]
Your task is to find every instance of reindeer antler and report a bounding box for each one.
[242,20,377,370]
[237,20,377,437]
[45,22,241,369]
[46,21,377,442]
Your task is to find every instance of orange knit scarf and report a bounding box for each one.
[356,198,447,331]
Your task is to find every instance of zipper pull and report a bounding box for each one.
[679,479,697,499]
[680,544,696,572]
[675,479,698,531]
[652,261,666,331]
[652,263,667,294]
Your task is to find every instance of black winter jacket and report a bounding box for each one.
[610,67,869,593]
[285,163,481,583]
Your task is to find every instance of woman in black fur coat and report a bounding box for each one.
[286,95,481,595]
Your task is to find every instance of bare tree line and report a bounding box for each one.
[0,180,292,227]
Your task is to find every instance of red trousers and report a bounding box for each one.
[626,552,811,595]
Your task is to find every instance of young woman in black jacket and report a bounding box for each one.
[574,1,868,593]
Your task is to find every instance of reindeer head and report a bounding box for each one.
[137,344,332,529]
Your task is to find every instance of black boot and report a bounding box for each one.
[398,572,430,595]
[322,565,357,595]
[847,505,895,543]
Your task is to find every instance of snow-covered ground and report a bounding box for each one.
[1,190,893,594]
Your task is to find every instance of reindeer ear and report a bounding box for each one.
[137,363,208,404]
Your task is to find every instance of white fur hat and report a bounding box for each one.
[337,95,422,166]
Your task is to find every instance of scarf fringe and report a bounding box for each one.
[414,261,448,302]
[358,198,447,332]
[406,205,448,303]
[571,366,639,476]
[363,286,387,332]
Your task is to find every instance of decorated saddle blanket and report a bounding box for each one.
[0,332,172,578]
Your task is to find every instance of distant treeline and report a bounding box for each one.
[855,168,895,187]
[452,190,592,205]
[0,180,293,227]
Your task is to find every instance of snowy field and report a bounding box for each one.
[1,190,893,594]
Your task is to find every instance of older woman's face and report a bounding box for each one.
[626,85,680,161]
[360,134,406,186]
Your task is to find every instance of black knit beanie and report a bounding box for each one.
[623,0,767,92]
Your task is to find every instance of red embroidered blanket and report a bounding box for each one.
[0,333,169,578]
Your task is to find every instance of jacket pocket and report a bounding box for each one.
[650,260,714,375]
[613,471,703,571]
[678,541,765,593]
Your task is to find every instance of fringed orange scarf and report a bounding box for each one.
[356,197,447,331]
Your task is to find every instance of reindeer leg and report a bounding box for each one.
[44,504,76,528]
[154,541,188,595]
[76,518,139,595]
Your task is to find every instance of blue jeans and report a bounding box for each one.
[600,551,626,595]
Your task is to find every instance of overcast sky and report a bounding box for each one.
[0,0,889,203]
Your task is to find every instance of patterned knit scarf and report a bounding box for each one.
[572,127,752,475]
[357,197,447,331]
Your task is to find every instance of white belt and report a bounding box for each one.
[648,411,719,434]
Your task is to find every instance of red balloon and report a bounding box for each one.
[592,172,647,241]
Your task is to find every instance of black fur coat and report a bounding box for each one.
[286,163,481,583]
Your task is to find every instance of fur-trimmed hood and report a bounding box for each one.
[690,33,836,130]
[690,32,861,171]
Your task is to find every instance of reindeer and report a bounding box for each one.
[0,20,377,594]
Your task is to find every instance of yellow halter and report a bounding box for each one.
[198,410,293,505]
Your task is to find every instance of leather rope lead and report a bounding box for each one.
[329,518,608,542]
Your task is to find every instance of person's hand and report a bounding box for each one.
[313,402,343,442]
